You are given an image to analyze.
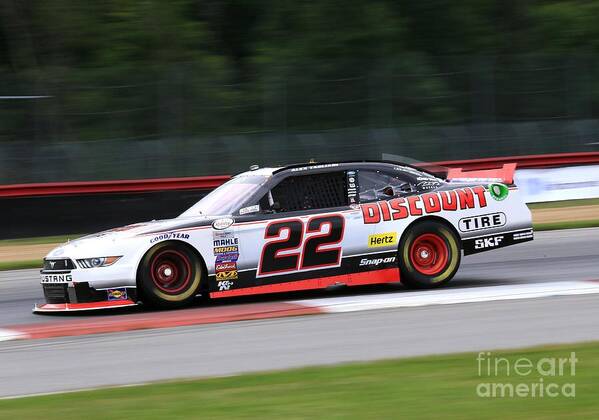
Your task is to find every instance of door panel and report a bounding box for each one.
[256,213,346,279]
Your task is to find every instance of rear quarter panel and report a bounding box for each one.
[363,185,532,253]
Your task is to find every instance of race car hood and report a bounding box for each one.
[79,214,228,241]
[45,215,222,259]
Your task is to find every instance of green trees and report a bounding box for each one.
[0,1,597,153]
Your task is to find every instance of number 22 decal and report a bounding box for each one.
[258,214,345,276]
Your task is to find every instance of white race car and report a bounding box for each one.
[36,160,533,312]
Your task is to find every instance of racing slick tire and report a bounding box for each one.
[398,220,461,289]
[138,241,205,308]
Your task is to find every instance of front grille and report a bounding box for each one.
[43,259,75,271]
[43,284,69,303]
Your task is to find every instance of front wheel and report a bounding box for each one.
[138,241,204,308]
[399,220,461,288]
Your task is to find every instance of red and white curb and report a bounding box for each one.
[0,328,28,342]
[0,302,322,342]
[1,280,599,342]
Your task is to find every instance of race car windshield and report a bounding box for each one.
[178,175,268,217]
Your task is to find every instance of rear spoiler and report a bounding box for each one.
[445,163,517,185]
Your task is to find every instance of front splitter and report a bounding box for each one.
[33,300,138,313]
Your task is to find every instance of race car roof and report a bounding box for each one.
[235,160,439,179]
[234,167,281,178]
[272,160,439,177]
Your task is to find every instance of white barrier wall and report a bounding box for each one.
[515,165,599,203]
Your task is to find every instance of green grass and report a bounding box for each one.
[527,198,599,209]
[0,234,83,246]
[534,220,599,231]
[533,219,599,231]
[1,342,597,419]
[0,260,41,271]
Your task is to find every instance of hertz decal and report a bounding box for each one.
[368,232,397,248]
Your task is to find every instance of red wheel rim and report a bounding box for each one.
[409,233,449,276]
[150,249,192,293]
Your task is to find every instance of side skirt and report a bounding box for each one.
[33,300,138,313]
[210,268,400,298]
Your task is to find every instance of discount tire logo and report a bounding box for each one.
[459,213,506,232]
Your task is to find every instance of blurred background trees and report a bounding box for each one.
[1,0,598,181]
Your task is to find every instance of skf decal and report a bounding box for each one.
[464,229,532,255]
[107,288,128,301]
[459,213,506,232]
[361,186,488,224]
[368,232,397,248]
[475,236,503,250]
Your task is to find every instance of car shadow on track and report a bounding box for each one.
[197,277,513,307]
[32,277,516,318]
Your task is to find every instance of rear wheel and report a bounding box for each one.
[138,241,204,308]
[399,220,461,288]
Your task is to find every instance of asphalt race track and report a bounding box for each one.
[0,228,598,397]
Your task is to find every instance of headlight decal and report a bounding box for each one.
[76,256,122,269]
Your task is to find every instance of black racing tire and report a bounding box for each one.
[138,241,204,309]
[398,220,461,289]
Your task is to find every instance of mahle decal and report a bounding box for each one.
[488,183,509,201]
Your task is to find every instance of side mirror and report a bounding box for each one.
[263,201,281,214]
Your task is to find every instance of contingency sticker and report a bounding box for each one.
[107,288,128,301]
